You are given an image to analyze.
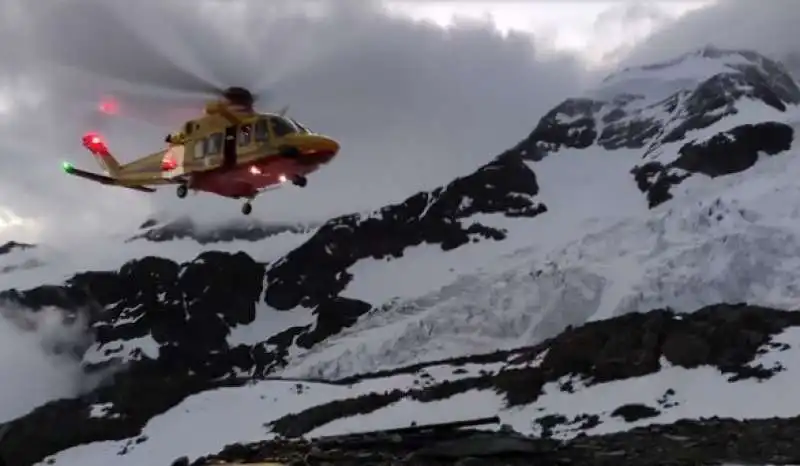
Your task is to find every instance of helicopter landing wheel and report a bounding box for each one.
[292,175,307,187]
[176,184,188,198]
[241,202,253,215]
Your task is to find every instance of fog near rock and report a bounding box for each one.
[0,305,91,422]
[621,0,800,70]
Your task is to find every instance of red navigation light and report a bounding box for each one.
[161,151,177,171]
[82,132,108,155]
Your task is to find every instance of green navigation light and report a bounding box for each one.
[62,161,73,172]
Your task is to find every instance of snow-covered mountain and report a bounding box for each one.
[4,46,800,465]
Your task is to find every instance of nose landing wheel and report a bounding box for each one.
[177,184,188,198]
[292,175,307,187]
[241,202,253,215]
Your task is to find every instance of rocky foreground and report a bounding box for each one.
[185,416,800,465]
[174,302,800,466]
[3,302,800,465]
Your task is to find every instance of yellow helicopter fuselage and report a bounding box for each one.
[67,101,340,201]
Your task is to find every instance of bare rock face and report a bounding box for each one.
[632,121,794,207]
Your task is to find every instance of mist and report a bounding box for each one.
[0,305,91,422]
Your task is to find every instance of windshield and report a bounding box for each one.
[290,118,311,133]
[270,116,297,137]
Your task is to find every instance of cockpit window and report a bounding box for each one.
[270,117,296,137]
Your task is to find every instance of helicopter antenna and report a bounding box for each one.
[278,105,290,116]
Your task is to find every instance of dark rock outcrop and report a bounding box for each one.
[1,252,274,377]
[632,122,794,207]
[0,241,33,256]
[128,217,315,244]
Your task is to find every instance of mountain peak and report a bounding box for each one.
[611,46,774,78]
[594,47,798,104]
[521,47,800,178]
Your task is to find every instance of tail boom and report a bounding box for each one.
[62,163,155,193]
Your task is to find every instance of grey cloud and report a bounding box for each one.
[0,0,588,243]
[593,0,670,33]
[621,0,800,68]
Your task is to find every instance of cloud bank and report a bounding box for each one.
[0,0,590,243]
[622,0,800,68]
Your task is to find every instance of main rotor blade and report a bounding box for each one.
[18,0,313,128]
[28,1,223,96]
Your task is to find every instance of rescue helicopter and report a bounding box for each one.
[61,86,340,215]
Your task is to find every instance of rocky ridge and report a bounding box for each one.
[128,217,318,244]
[517,46,800,207]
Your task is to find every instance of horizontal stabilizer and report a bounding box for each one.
[63,164,156,193]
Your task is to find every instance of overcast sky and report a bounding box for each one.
[0,0,790,245]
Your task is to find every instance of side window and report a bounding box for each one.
[206,133,223,155]
[238,124,252,146]
[193,139,205,159]
[254,118,269,142]
[270,117,295,137]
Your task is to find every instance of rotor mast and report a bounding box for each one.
[204,86,255,115]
